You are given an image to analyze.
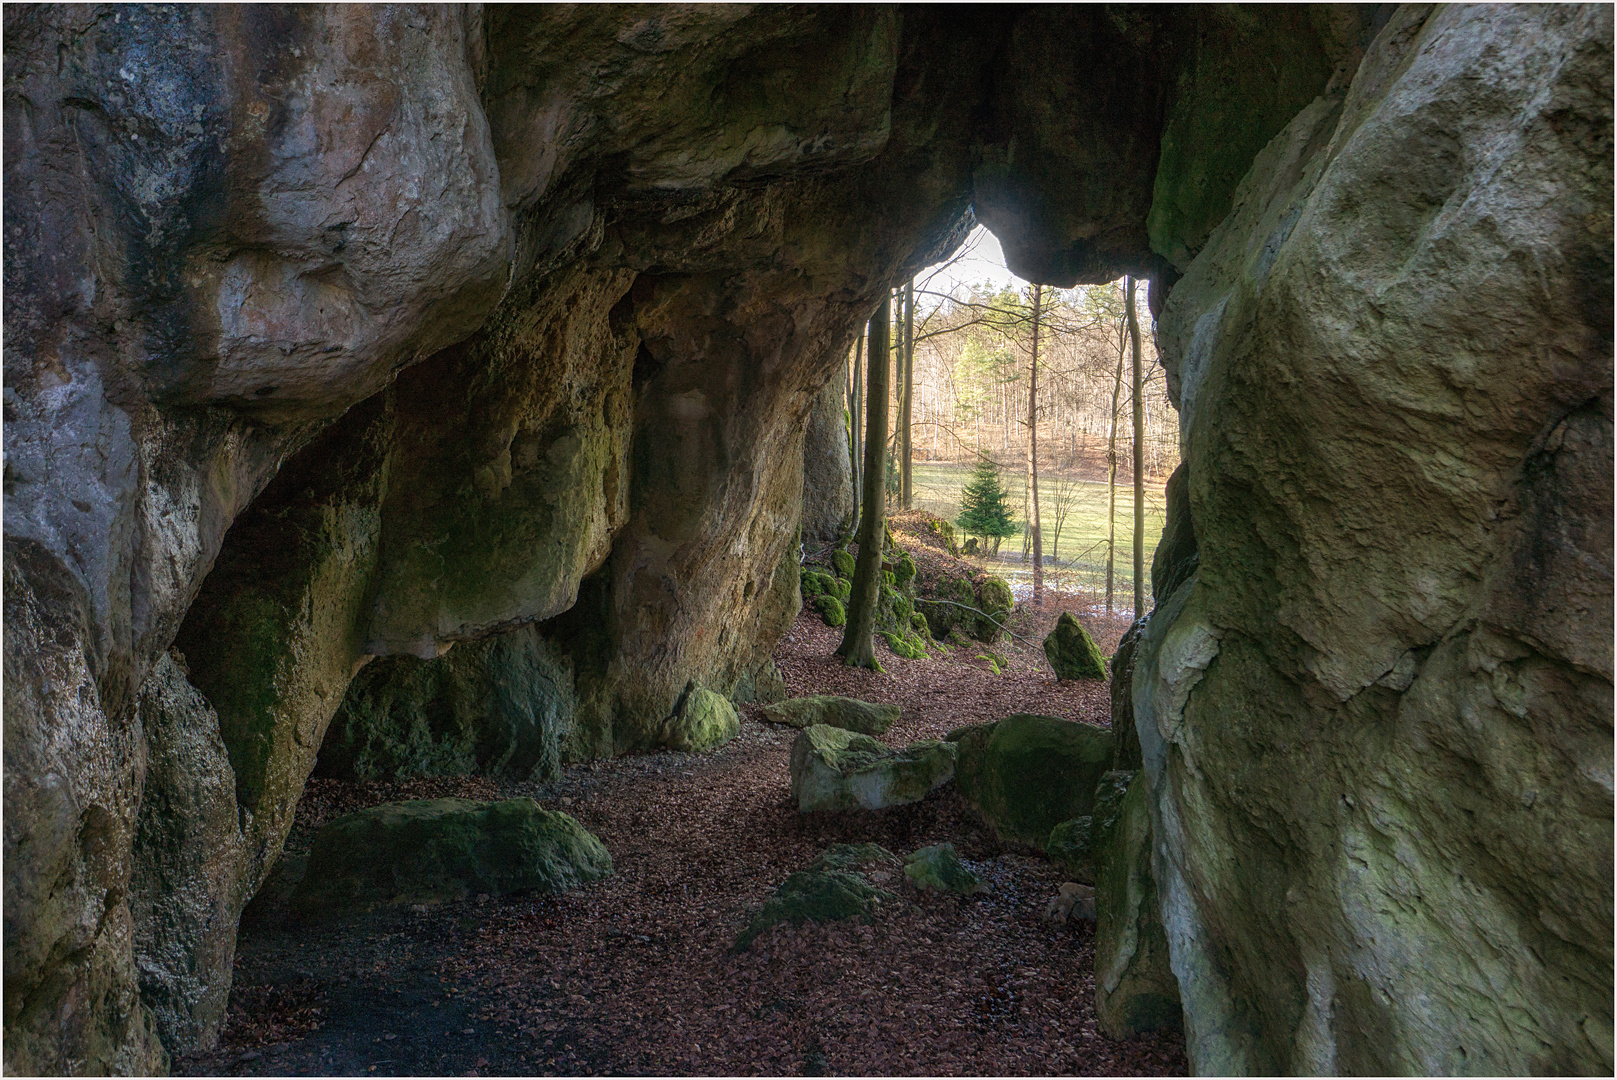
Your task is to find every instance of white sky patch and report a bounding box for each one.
[916,225,1026,308]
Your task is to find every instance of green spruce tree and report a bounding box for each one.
[957,456,1018,556]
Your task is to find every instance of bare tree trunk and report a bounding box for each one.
[1128,276,1145,618]
[1027,284,1044,601]
[837,292,892,669]
[1105,289,1126,614]
[850,326,864,533]
[900,278,915,510]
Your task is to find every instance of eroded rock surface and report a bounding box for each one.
[3,4,1608,1074]
[1137,6,1613,1073]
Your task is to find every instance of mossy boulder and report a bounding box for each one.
[789,725,957,812]
[814,594,846,627]
[808,842,901,874]
[828,575,851,602]
[663,685,739,752]
[831,548,856,579]
[1047,817,1095,885]
[761,695,899,735]
[800,570,827,598]
[1094,773,1181,1037]
[1043,611,1107,680]
[892,550,917,587]
[973,577,1015,643]
[1048,769,1136,884]
[734,870,895,952]
[294,798,611,913]
[903,843,985,895]
[952,714,1114,850]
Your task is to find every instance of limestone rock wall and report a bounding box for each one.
[801,367,854,546]
[1136,6,1613,1073]
[4,4,1610,1075]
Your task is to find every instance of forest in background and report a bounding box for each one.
[840,231,1181,610]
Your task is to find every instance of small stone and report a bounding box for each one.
[902,843,985,895]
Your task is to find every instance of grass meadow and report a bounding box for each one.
[905,461,1170,608]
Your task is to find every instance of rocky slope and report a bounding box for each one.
[3,4,1608,1075]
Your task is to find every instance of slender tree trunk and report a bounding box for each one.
[1105,297,1126,614]
[850,326,864,532]
[837,293,892,669]
[1128,276,1145,618]
[900,278,915,510]
[1027,284,1044,601]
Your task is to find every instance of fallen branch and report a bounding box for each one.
[917,597,1049,663]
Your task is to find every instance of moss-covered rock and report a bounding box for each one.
[294,798,611,913]
[953,714,1114,850]
[814,594,846,628]
[789,725,957,812]
[663,685,739,753]
[1043,611,1107,680]
[734,870,896,952]
[880,630,930,660]
[973,577,1015,643]
[893,550,917,587]
[829,575,852,602]
[1046,816,1095,885]
[316,626,575,784]
[800,571,826,599]
[1094,773,1180,1037]
[808,842,901,874]
[831,548,857,579]
[761,695,899,735]
[903,843,985,895]
[917,574,978,639]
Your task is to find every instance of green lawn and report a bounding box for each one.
[906,461,1170,606]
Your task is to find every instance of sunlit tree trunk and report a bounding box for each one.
[1128,276,1145,618]
[850,327,864,533]
[900,278,915,510]
[1105,286,1126,614]
[837,292,891,669]
[1027,283,1044,601]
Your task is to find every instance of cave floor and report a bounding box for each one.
[178,597,1186,1077]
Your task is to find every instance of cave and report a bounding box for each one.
[4,4,1611,1076]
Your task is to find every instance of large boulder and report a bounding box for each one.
[789,726,956,813]
[1043,612,1108,680]
[293,798,611,914]
[951,715,1113,850]
[1047,769,1136,886]
[761,695,900,735]
[1093,771,1181,1037]
[316,626,576,783]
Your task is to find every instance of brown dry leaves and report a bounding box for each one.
[201,520,1184,1076]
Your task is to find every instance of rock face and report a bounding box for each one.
[4,5,1608,1074]
[801,369,854,544]
[1094,772,1181,1038]
[293,798,611,914]
[761,696,900,735]
[950,715,1115,850]
[1134,6,1613,1073]
[789,726,957,813]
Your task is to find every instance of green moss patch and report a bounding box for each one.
[734,870,896,952]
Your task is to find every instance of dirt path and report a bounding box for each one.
[179,600,1186,1077]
